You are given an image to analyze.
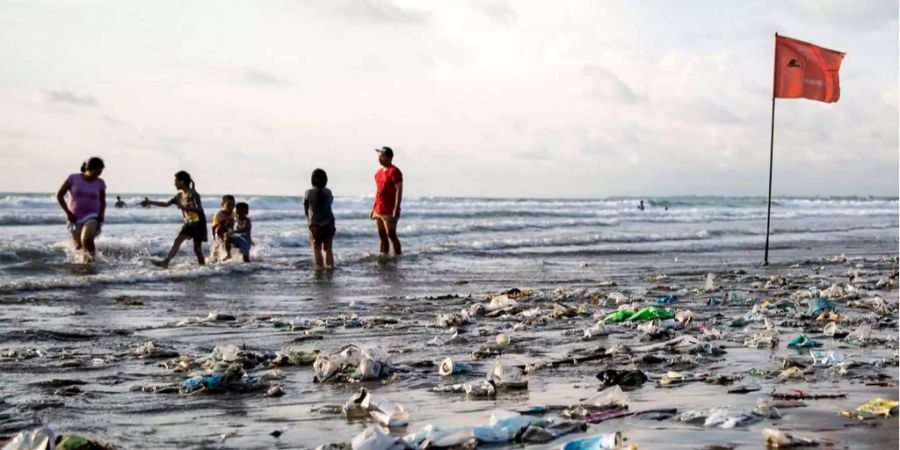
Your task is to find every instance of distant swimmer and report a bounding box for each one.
[638,200,645,211]
[371,146,403,256]
[115,196,127,208]
[56,157,106,261]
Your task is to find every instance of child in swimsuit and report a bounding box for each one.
[303,168,335,269]
[141,171,207,268]
[211,195,236,261]
[229,202,252,262]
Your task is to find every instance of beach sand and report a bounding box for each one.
[1,253,897,449]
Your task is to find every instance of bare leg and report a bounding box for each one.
[312,240,323,269]
[154,234,189,268]
[385,219,402,255]
[70,228,83,251]
[224,240,232,260]
[375,218,389,254]
[80,221,99,257]
[193,240,205,265]
[324,240,334,268]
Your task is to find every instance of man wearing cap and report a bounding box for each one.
[371,146,403,255]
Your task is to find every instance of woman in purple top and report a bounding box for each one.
[56,157,106,259]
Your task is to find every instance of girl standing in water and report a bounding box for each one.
[141,171,207,268]
[56,157,106,261]
[303,168,335,269]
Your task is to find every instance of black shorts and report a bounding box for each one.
[309,223,335,244]
[180,221,208,242]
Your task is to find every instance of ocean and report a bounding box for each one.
[0,193,897,449]
[1,194,897,292]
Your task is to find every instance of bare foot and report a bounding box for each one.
[151,259,169,268]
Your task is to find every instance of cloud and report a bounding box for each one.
[781,0,899,29]
[44,89,99,108]
[582,66,644,104]
[513,145,553,161]
[471,1,516,25]
[339,0,429,24]
[239,68,290,86]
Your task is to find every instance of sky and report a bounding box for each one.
[0,0,897,198]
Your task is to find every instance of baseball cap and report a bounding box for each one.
[374,146,394,157]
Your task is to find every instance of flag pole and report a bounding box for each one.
[764,33,778,265]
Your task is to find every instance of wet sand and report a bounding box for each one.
[1,254,898,449]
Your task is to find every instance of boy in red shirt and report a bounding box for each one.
[371,146,403,255]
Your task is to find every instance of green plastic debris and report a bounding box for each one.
[56,435,107,450]
[604,307,673,322]
[787,334,822,349]
[840,398,899,420]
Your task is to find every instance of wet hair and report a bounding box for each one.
[311,169,328,210]
[222,195,235,205]
[174,170,195,190]
[81,157,105,173]
[235,202,249,213]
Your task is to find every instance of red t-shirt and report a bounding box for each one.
[373,165,403,215]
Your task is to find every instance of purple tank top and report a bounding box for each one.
[66,173,106,221]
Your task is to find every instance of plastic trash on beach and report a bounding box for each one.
[435,310,471,328]
[658,371,708,387]
[744,329,779,348]
[487,362,528,390]
[596,370,648,391]
[313,345,392,383]
[678,407,759,428]
[2,427,55,450]
[704,273,716,291]
[472,410,549,443]
[787,334,822,349]
[753,400,782,419]
[810,350,846,368]
[585,385,628,408]
[762,428,818,448]
[181,363,269,394]
[654,294,677,304]
[840,398,899,420]
[271,347,319,366]
[806,298,835,317]
[519,422,587,444]
[822,321,838,336]
[559,432,624,450]
[54,435,116,450]
[342,388,409,429]
[402,424,475,449]
[431,380,496,398]
[850,296,893,315]
[495,334,510,347]
[438,357,473,377]
[350,426,406,450]
[132,341,179,359]
[820,284,846,299]
[845,325,872,345]
[604,307,673,322]
[486,294,518,312]
[582,322,609,340]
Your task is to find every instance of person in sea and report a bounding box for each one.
[303,168,335,269]
[140,171,207,267]
[230,202,252,262]
[56,157,106,260]
[371,146,403,255]
[114,196,127,208]
[211,195,236,261]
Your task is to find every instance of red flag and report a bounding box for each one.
[773,34,846,103]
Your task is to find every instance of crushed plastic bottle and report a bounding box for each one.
[2,427,55,450]
[559,432,624,450]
